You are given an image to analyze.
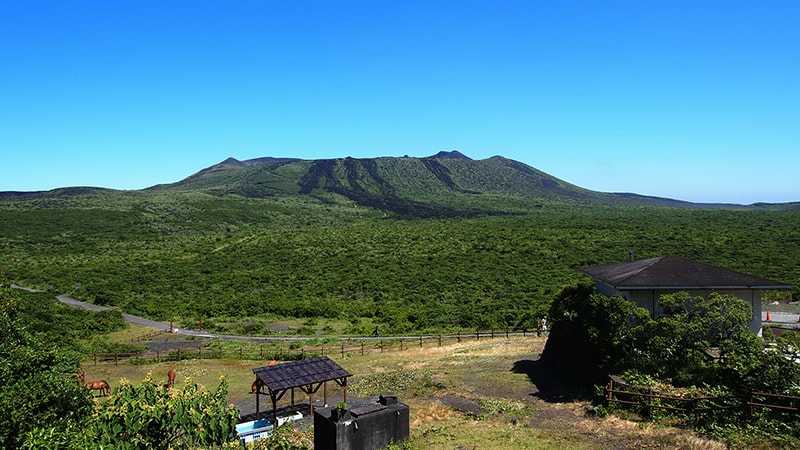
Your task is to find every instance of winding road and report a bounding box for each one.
[11,284,538,342]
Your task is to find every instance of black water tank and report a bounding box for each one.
[314,396,410,450]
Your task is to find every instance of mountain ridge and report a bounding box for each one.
[2,152,797,213]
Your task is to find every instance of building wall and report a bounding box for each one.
[614,288,762,333]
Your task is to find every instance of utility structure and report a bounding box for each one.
[252,357,352,424]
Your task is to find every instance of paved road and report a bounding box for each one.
[13,284,540,342]
[57,294,174,331]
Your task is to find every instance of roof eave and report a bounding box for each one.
[615,285,793,291]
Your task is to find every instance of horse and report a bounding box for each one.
[164,368,176,389]
[86,380,110,396]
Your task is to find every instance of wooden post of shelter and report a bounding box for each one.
[255,381,260,413]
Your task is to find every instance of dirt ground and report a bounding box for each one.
[84,330,724,449]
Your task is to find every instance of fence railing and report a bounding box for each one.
[90,328,546,366]
[605,375,800,417]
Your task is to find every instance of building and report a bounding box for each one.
[582,256,792,333]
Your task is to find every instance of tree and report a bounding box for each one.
[0,288,93,449]
[630,292,762,387]
[540,284,650,383]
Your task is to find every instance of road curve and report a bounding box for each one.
[13,284,541,342]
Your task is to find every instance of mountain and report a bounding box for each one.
[148,152,739,215]
[3,151,795,216]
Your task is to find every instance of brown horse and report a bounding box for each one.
[86,380,110,396]
[164,368,176,389]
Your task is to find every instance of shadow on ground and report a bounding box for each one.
[512,358,593,402]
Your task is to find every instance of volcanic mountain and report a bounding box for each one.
[5,151,787,216]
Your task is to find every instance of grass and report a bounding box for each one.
[82,335,725,449]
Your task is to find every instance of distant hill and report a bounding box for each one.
[3,151,797,216]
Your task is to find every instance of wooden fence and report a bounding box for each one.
[605,375,800,417]
[91,328,545,366]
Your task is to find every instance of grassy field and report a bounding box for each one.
[83,327,724,449]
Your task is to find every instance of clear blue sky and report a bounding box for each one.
[1,1,798,204]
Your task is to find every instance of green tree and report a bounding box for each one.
[0,288,93,449]
[631,292,762,387]
[540,284,650,383]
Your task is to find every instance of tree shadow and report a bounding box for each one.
[511,358,593,403]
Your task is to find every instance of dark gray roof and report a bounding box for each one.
[582,256,792,290]
[252,357,351,392]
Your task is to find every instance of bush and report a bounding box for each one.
[540,284,649,383]
[88,376,237,449]
[0,289,93,449]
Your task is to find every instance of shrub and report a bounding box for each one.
[540,284,650,383]
[87,376,238,449]
[0,289,93,449]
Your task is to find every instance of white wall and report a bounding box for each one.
[612,288,762,333]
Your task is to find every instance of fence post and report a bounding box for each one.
[400,339,404,351]
[322,345,325,357]
[361,342,364,356]
[457,332,461,343]
[523,328,526,337]
[506,328,509,339]
[380,340,384,353]
[93,352,97,365]
[341,342,345,358]
[745,391,753,419]
[301,347,305,359]
[438,335,442,347]
[476,329,480,341]
[260,344,263,358]
[419,336,422,348]
[491,329,494,339]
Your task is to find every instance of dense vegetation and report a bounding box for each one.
[543,285,800,446]
[1,153,798,334]
[1,186,799,334]
[0,287,238,449]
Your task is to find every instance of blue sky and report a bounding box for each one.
[1,1,798,204]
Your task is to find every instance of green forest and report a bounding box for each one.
[2,188,798,335]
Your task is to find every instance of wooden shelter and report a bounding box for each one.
[252,357,351,423]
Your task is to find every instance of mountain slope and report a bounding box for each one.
[3,151,793,215]
[151,152,731,215]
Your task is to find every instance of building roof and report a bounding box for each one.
[252,356,351,392]
[582,256,792,290]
